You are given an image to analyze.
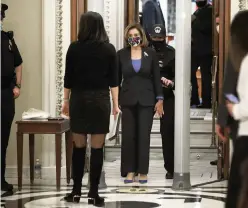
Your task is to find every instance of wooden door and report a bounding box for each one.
[125,0,139,27]
[217,0,231,180]
[71,0,87,41]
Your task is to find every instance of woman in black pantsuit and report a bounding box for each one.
[118,23,164,184]
[61,12,120,207]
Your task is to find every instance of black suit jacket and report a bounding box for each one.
[217,57,239,138]
[117,47,163,107]
[191,5,213,56]
[142,0,165,39]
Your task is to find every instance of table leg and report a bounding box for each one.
[55,134,62,191]
[29,134,35,184]
[65,131,72,184]
[17,132,23,191]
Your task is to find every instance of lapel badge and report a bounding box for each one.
[144,52,148,57]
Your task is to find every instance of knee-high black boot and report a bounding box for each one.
[88,147,105,207]
[64,147,86,203]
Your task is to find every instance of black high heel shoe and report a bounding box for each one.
[64,192,81,203]
[88,194,105,207]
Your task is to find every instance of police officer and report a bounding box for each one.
[150,24,175,179]
[1,3,23,191]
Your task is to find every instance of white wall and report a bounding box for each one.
[1,0,43,173]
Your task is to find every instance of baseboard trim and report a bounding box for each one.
[5,166,68,179]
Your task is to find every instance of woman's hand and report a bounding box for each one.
[155,100,164,118]
[226,101,234,117]
[13,87,21,99]
[112,105,121,120]
[161,77,173,87]
[61,101,70,118]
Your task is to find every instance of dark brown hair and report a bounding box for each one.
[78,11,109,43]
[124,23,148,47]
[229,10,248,72]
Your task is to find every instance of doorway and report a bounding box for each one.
[69,0,232,180]
[127,0,231,179]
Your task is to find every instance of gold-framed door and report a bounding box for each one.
[217,0,231,180]
[71,0,87,41]
[124,0,139,27]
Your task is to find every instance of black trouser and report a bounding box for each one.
[226,136,248,208]
[160,96,175,174]
[191,54,213,107]
[121,104,154,175]
[1,88,15,183]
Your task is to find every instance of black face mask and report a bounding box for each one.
[152,40,165,50]
[196,1,207,8]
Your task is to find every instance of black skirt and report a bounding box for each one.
[69,89,111,134]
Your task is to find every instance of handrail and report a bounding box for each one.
[211,55,218,147]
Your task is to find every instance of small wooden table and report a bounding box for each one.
[16,119,72,191]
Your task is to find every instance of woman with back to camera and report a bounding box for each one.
[61,11,120,206]
[118,23,164,184]
[224,10,248,208]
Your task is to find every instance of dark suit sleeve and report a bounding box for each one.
[108,44,119,88]
[217,57,238,127]
[11,40,22,88]
[142,2,156,35]
[117,51,123,100]
[64,43,75,89]
[117,51,123,86]
[151,50,163,98]
[12,40,23,67]
[170,58,176,90]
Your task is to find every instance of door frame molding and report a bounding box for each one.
[71,0,87,41]
[125,0,139,27]
[217,0,231,180]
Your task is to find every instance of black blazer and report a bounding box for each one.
[117,47,163,106]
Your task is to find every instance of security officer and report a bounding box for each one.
[150,24,175,179]
[1,3,23,191]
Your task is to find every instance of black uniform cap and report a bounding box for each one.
[1,4,8,20]
[150,24,167,38]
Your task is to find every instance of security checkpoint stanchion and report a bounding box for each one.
[86,135,107,189]
[172,0,192,191]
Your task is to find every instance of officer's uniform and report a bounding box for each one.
[150,24,175,178]
[1,3,23,190]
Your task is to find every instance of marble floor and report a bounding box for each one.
[1,160,227,208]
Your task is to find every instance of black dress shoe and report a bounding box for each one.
[1,181,13,191]
[166,173,174,179]
[210,160,217,166]
[88,193,105,207]
[64,192,81,203]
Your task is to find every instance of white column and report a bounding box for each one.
[103,0,124,50]
[61,0,71,167]
[41,0,70,178]
[42,0,57,174]
[87,0,104,16]
[172,0,191,190]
